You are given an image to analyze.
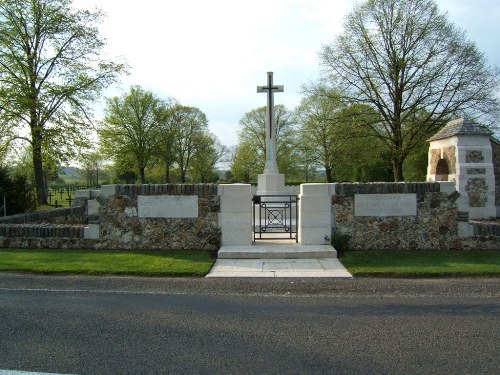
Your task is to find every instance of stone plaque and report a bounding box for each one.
[138,195,198,218]
[355,194,417,217]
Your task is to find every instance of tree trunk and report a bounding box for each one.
[139,167,146,184]
[325,166,333,183]
[392,158,404,182]
[32,130,47,205]
[165,164,171,183]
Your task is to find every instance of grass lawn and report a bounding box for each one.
[0,249,215,277]
[341,250,500,277]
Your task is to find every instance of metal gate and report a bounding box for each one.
[252,195,298,242]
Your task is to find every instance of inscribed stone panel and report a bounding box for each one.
[355,194,417,217]
[138,195,198,218]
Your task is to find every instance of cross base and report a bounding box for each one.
[256,173,286,196]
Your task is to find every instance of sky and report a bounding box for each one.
[73,0,500,148]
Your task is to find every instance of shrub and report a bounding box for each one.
[331,231,351,252]
[0,166,36,214]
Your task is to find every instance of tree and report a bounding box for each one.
[189,133,228,183]
[156,102,181,183]
[332,104,394,182]
[237,105,298,177]
[230,142,260,183]
[295,89,391,182]
[169,105,209,183]
[0,166,36,214]
[0,122,15,164]
[0,0,125,203]
[8,143,61,189]
[319,0,500,181]
[295,90,345,182]
[99,86,173,183]
[78,150,106,187]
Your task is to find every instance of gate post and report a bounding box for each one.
[298,184,333,245]
[218,184,252,246]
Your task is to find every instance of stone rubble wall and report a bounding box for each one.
[0,200,93,248]
[2,182,500,251]
[0,184,221,251]
[462,220,500,250]
[96,184,220,250]
[332,182,500,250]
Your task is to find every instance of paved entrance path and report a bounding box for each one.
[207,242,352,278]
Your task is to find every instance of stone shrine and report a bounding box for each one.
[427,117,498,219]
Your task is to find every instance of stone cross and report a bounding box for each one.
[257,71,284,174]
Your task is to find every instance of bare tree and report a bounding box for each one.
[319,0,500,181]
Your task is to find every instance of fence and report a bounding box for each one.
[46,185,93,207]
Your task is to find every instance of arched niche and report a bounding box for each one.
[435,158,449,181]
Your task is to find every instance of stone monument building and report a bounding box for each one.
[427,117,499,219]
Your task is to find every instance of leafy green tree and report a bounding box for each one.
[237,105,298,178]
[189,133,228,183]
[169,105,209,183]
[295,90,345,182]
[158,125,177,183]
[78,150,106,187]
[332,104,394,182]
[99,86,173,183]
[230,142,260,183]
[295,90,391,182]
[0,0,125,203]
[403,142,429,181]
[8,143,61,190]
[0,122,16,164]
[319,0,500,181]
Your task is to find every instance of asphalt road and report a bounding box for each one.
[0,274,499,375]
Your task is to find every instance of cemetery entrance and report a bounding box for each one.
[252,195,298,242]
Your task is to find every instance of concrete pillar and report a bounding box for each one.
[298,183,333,245]
[218,184,252,246]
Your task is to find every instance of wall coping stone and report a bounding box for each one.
[99,184,218,198]
[332,182,442,198]
[0,203,86,224]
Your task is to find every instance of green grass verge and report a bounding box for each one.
[0,249,215,277]
[340,250,500,277]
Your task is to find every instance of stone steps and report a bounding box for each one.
[217,243,337,259]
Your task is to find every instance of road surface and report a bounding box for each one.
[1,274,499,374]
